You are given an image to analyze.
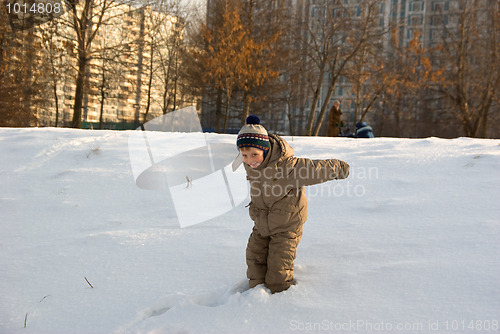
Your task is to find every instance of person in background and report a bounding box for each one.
[327,100,343,137]
[355,121,375,138]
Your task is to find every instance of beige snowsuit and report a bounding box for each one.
[244,134,350,293]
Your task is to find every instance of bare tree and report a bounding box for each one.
[197,0,247,132]
[237,0,282,124]
[372,30,435,137]
[192,0,282,132]
[429,0,499,137]
[39,20,74,127]
[138,0,193,124]
[58,0,133,128]
[155,8,184,114]
[343,20,388,131]
[91,17,129,129]
[297,0,383,136]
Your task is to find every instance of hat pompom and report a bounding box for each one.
[237,115,270,153]
[246,115,261,125]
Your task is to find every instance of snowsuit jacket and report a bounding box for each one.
[244,134,350,237]
[244,134,349,292]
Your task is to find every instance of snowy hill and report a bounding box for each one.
[1,127,499,334]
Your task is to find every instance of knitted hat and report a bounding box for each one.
[236,115,270,152]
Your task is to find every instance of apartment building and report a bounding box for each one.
[37,2,185,129]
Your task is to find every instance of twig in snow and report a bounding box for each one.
[84,277,94,288]
[24,313,28,328]
[86,144,101,159]
[39,295,52,302]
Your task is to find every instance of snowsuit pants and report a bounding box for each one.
[246,226,303,294]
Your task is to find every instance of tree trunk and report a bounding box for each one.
[222,88,232,133]
[53,83,59,127]
[98,68,105,129]
[286,101,294,137]
[134,7,145,127]
[312,74,337,136]
[305,67,326,136]
[143,39,154,124]
[242,90,250,126]
[215,89,222,132]
[71,54,87,128]
[478,98,493,138]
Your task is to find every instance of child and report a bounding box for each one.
[233,115,350,293]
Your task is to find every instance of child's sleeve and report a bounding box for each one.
[285,157,350,187]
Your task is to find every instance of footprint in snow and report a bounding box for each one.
[115,280,271,333]
[146,280,251,317]
[188,279,249,307]
[140,293,185,318]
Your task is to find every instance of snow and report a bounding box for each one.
[1,127,499,334]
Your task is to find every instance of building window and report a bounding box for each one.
[312,6,325,18]
[410,15,423,26]
[410,1,423,12]
[429,29,437,41]
[431,15,448,26]
[432,1,445,12]
[355,6,361,17]
[379,3,385,14]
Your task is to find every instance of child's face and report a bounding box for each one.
[240,147,264,168]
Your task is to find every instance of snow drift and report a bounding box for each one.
[0,127,499,334]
